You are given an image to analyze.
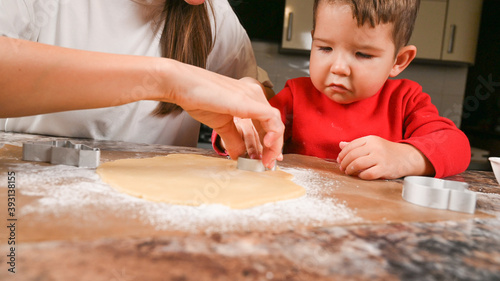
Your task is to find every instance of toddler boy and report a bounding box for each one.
[268,0,470,179]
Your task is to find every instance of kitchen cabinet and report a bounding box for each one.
[280,0,313,53]
[409,0,483,64]
[280,0,483,64]
[408,0,448,61]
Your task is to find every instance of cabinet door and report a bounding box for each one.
[281,0,314,51]
[408,0,447,61]
[441,0,483,64]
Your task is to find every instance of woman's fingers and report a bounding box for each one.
[235,118,263,159]
[212,118,246,161]
[166,64,284,164]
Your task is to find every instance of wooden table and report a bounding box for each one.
[1,132,499,281]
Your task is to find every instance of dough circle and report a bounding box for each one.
[97,154,306,209]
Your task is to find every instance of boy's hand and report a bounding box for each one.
[336,135,435,180]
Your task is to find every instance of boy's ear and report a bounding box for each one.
[389,45,417,77]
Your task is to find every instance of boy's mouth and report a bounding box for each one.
[327,83,349,93]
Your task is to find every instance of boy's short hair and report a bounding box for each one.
[313,0,420,52]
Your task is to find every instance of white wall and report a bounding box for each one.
[398,63,468,127]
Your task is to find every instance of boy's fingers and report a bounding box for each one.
[337,138,368,161]
[339,141,349,149]
[338,141,372,172]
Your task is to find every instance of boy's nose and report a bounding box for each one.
[329,54,350,76]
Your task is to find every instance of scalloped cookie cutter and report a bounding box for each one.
[237,157,276,172]
[22,140,100,168]
[402,176,476,214]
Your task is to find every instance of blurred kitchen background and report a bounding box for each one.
[200,0,499,171]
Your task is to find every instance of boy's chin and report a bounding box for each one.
[324,93,358,105]
[324,91,379,104]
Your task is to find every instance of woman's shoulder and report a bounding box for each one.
[209,0,237,21]
[210,0,233,10]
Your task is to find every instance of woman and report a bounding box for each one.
[0,0,282,167]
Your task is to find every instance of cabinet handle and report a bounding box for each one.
[447,24,457,53]
[286,12,294,41]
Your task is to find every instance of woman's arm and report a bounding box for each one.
[0,37,168,116]
[0,37,284,167]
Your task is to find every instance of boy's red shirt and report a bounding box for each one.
[268,77,470,178]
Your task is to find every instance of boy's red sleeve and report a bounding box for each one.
[398,89,471,178]
[211,130,228,156]
[269,82,294,142]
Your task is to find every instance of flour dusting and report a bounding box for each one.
[3,162,360,233]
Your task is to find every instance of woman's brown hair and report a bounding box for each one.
[136,0,215,115]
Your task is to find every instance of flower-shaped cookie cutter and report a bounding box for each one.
[22,140,100,168]
[402,176,476,214]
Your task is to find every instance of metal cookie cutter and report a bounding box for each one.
[237,157,276,172]
[402,176,476,214]
[22,140,100,168]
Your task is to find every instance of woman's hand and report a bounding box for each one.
[216,116,284,161]
[232,117,263,159]
[0,38,284,167]
[163,64,284,168]
[336,135,435,180]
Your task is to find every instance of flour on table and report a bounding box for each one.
[4,158,360,233]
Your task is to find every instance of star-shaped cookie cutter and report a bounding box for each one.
[402,176,476,214]
[22,140,100,168]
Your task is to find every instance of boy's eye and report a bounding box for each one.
[356,52,373,59]
[318,46,332,52]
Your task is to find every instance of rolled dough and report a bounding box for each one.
[97,154,306,209]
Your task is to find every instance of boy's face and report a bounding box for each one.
[310,3,398,104]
